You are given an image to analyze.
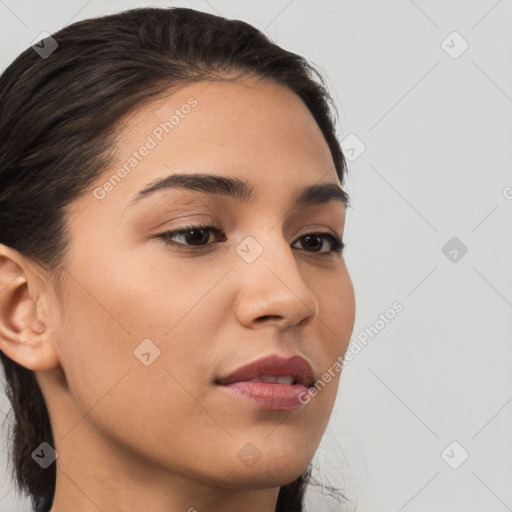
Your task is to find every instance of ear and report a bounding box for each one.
[0,244,60,371]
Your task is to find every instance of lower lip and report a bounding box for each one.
[219,381,311,410]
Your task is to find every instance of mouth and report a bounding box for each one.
[245,375,298,385]
[215,354,315,410]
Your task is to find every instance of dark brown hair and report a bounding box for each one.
[0,7,349,511]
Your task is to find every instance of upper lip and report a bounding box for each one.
[216,354,314,387]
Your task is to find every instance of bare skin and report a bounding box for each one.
[0,78,355,512]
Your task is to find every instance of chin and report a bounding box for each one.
[219,453,312,490]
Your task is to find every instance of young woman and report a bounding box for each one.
[0,7,355,511]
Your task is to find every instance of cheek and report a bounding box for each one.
[55,279,135,416]
[55,251,223,411]
[54,268,223,460]
[334,271,356,342]
[314,265,356,353]
[302,267,355,407]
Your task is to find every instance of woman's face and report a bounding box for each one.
[38,78,355,490]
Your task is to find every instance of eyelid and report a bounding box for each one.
[296,223,342,239]
[150,212,216,232]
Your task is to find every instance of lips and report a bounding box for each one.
[216,354,314,388]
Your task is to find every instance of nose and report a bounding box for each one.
[233,233,319,330]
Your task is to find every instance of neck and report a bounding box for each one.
[46,413,281,512]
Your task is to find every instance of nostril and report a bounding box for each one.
[256,315,281,322]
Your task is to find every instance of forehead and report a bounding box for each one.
[80,79,340,217]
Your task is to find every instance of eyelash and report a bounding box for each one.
[157,223,345,256]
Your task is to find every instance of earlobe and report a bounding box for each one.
[0,246,59,371]
[4,324,59,372]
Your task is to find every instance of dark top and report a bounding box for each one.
[33,491,54,511]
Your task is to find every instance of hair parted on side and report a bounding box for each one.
[0,7,349,511]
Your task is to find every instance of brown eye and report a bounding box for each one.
[292,233,345,255]
[158,224,225,250]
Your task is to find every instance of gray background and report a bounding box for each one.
[1,1,511,511]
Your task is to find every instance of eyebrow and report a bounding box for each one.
[128,172,350,209]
